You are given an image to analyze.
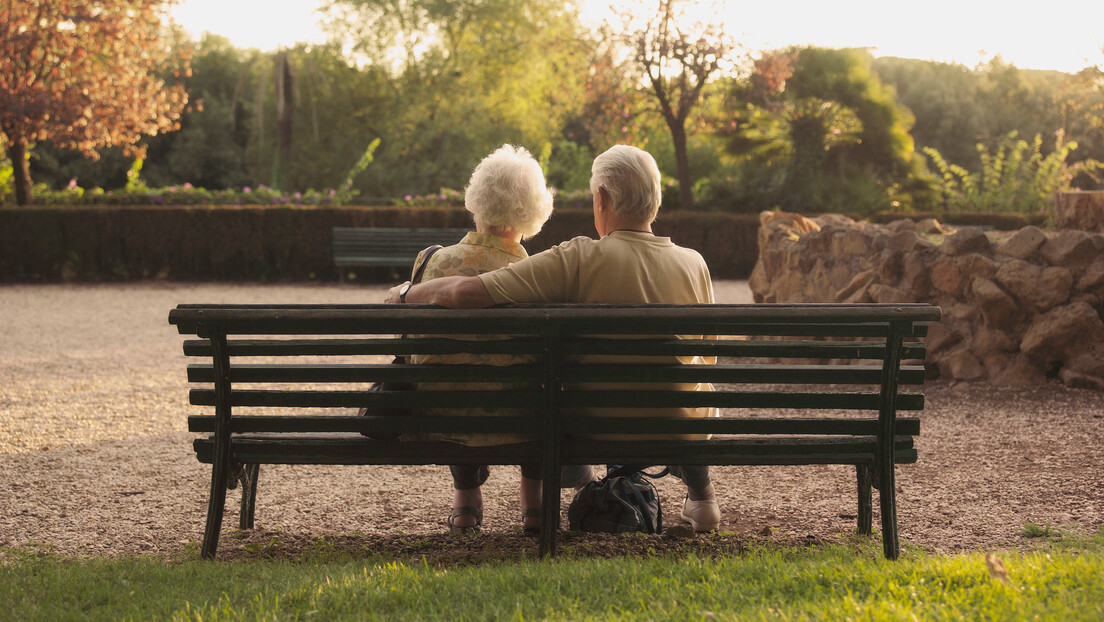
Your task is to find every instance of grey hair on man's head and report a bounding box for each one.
[464,144,554,240]
[589,145,662,224]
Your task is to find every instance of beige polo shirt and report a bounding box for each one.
[479,230,717,439]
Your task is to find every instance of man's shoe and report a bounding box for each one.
[680,497,720,532]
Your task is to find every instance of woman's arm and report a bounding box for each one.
[385,275,495,308]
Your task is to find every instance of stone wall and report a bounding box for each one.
[749,210,1104,390]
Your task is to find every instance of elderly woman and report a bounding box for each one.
[405,144,591,533]
[387,145,721,533]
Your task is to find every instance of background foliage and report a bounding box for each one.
[3,1,1103,217]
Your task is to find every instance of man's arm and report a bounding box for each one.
[384,275,495,308]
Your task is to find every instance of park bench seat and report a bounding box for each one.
[332,227,470,280]
[169,302,939,560]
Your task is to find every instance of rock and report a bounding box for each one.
[1059,368,1104,391]
[1066,347,1104,378]
[901,251,932,296]
[877,250,904,282]
[1039,230,1100,268]
[931,256,965,296]
[971,325,1018,358]
[868,283,913,303]
[970,277,1021,328]
[995,260,1073,312]
[955,253,997,280]
[986,353,1047,386]
[995,226,1047,260]
[835,270,876,303]
[1052,190,1104,232]
[885,218,916,232]
[925,322,962,355]
[803,228,833,252]
[1020,302,1104,363]
[940,227,992,256]
[832,228,874,255]
[748,262,769,302]
[1077,260,1104,292]
[916,218,951,234]
[760,210,821,234]
[814,213,856,228]
[886,230,925,253]
[938,348,986,380]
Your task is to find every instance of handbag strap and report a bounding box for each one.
[397,244,445,342]
[607,465,670,480]
[411,244,444,284]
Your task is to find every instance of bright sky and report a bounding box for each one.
[170,0,1104,73]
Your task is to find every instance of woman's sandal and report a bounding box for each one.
[522,508,541,536]
[448,506,483,533]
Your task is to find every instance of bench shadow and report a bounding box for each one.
[201,526,853,565]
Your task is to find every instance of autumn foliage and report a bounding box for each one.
[0,0,190,204]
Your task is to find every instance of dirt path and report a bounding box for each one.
[1,282,1102,558]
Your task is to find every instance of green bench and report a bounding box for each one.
[332,227,470,281]
[168,302,940,560]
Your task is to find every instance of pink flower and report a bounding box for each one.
[243,186,252,193]
[67,178,78,189]
[183,182,193,189]
[404,195,413,201]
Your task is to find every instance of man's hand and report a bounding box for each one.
[384,281,411,304]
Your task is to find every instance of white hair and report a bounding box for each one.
[589,145,662,224]
[464,144,554,240]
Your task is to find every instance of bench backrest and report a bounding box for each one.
[170,303,938,450]
[332,227,471,267]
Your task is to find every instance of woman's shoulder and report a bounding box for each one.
[420,239,519,280]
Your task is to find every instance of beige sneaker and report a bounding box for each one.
[680,497,721,532]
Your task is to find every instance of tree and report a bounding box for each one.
[623,0,731,208]
[726,47,936,213]
[0,0,189,204]
[321,0,590,197]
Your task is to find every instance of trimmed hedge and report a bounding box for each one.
[0,205,761,282]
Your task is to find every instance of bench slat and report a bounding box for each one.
[183,337,926,360]
[189,388,541,409]
[562,364,927,385]
[187,363,542,384]
[564,339,927,360]
[562,390,925,410]
[188,388,925,411]
[185,362,926,385]
[187,414,920,436]
[193,435,917,466]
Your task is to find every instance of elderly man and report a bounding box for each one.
[386,144,721,532]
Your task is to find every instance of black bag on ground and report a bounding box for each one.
[359,245,443,440]
[568,466,668,534]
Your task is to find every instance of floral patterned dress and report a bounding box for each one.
[408,231,533,446]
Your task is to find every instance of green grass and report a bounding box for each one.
[3,530,1103,621]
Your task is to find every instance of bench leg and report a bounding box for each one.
[856,465,873,535]
[539,464,562,558]
[201,458,230,559]
[239,464,260,530]
[878,460,900,560]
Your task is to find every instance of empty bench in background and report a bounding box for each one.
[168,302,940,560]
[331,226,471,281]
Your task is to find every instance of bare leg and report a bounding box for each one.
[520,475,542,530]
[451,486,483,529]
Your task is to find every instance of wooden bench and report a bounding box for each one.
[168,302,940,560]
[332,227,470,281]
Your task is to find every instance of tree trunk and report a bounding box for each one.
[670,121,693,209]
[274,51,293,190]
[7,139,33,205]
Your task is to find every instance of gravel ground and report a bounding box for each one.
[1,281,1102,559]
